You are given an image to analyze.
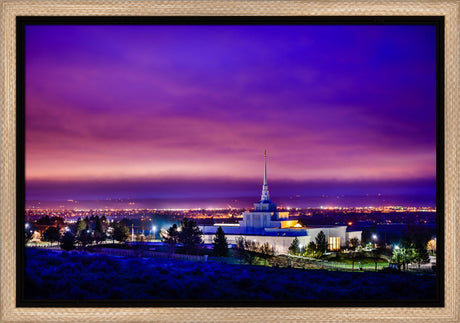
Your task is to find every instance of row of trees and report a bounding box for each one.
[36,216,131,251]
[161,218,204,255]
[235,237,276,265]
[34,216,229,257]
[392,243,430,271]
[160,221,276,264]
[288,231,328,258]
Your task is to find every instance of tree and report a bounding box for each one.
[392,247,404,271]
[393,247,416,271]
[235,237,259,265]
[259,242,276,266]
[76,218,86,234]
[60,232,75,251]
[288,237,300,255]
[36,215,53,226]
[25,223,34,243]
[178,218,203,255]
[315,231,327,253]
[234,236,247,264]
[25,230,33,243]
[161,224,179,256]
[212,227,229,257]
[402,247,416,271]
[414,246,430,269]
[42,226,61,246]
[92,216,106,244]
[113,223,129,243]
[76,226,93,250]
[100,215,108,224]
[349,237,360,250]
[306,241,316,257]
[427,238,436,254]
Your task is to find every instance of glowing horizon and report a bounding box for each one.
[25,24,437,206]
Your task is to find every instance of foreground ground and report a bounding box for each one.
[24,248,436,300]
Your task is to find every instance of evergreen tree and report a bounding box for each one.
[306,241,317,256]
[288,237,300,255]
[60,231,75,251]
[113,223,129,243]
[212,226,229,257]
[414,246,430,269]
[315,231,327,253]
[76,225,93,249]
[93,215,106,244]
[76,218,86,234]
[161,224,179,256]
[100,215,108,224]
[42,226,61,246]
[179,218,203,254]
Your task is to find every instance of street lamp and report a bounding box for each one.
[372,234,378,248]
[152,226,157,240]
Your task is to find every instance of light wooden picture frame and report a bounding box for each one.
[1,0,459,322]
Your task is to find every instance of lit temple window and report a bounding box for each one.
[328,237,340,251]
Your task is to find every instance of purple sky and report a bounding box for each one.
[25,24,437,207]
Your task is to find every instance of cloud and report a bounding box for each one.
[24,24,437,197]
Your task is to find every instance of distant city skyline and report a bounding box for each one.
[25,24,437,207]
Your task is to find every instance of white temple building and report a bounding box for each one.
[200,151,362,254]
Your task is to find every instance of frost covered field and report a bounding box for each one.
[24,248,436,300]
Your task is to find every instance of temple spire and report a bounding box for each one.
[261,150,270,201]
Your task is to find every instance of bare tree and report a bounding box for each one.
[259,242,276,266]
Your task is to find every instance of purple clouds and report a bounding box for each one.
[25,24,437,206]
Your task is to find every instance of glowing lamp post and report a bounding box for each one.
[152,226,157,240]
[372,234,378,248]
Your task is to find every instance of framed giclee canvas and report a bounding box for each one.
[1,1,459,322]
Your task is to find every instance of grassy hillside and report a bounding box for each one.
[24,248,436,300]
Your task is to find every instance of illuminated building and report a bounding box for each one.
[200,151,362,253]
